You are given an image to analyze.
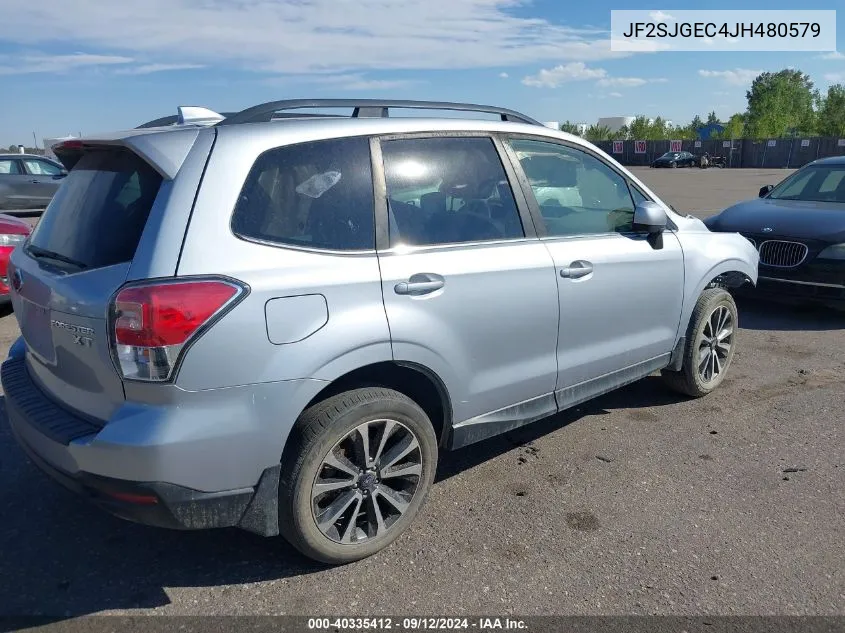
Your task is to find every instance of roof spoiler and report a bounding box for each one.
[136,106,227,129]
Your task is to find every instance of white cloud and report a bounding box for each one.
[609,38,670,53]
[649,11,676,22]
[818,51,844,60]
[698,68,762,86]
[824,73,844,82]
[596,76,667,88]
[305,73,422,91]
[598,77,646,88]
[0,52,133,75]
[499,72,509,78]
[522,62,606,88]
[114,63,204,75]
[607,92,623,98]
[0,0,630,76]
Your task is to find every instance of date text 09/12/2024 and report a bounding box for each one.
[307,617,528,630]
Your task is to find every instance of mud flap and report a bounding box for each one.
[238,464,281,537]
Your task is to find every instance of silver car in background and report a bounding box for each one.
[2,100,758,564]
[0,153,67,212]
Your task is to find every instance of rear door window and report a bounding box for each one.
[27,148,162,269]
[380,136,524,247]
[0,159,22,174]
[231,137,375,251]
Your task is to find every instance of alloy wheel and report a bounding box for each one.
[311,419,423,545]
[698,305,734,383]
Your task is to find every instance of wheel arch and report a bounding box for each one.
[299,360,453,447]
[695,258,757,295]
[680,253,756,331]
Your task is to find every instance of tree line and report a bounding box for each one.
[560,69,845,143]
[5,145,43,155]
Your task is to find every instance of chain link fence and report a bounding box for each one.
[592,137,845,168]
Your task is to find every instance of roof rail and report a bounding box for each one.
[216,99,542,127]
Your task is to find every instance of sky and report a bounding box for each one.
[0,0,843,146]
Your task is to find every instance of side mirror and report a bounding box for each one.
[759,184,773,198]
[633,201,668,234]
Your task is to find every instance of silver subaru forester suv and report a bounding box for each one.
[3,100,758,564]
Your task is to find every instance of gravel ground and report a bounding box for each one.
[0,168,842,618]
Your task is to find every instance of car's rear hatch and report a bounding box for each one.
[8,129,207,423]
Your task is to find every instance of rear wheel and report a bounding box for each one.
[662,288,738,397]
[278,388,438,564]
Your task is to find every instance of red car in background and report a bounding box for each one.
[0,213,31,304]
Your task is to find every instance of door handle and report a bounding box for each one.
[560,261,593,279]
[395,273,445,296]
[29,179,40,184]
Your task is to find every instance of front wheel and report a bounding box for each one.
[662,288,738,397]
[278,388,438,564]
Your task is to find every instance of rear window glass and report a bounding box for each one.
[231,137,375,251]
[28,149,162,268]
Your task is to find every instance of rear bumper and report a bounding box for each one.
[8,416,264,531]
[1,343,327,535]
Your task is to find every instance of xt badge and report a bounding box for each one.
[51,320,95,347]
[72,334,94,347]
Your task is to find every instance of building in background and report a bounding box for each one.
[597,116,635,133]
[697,122,726,140]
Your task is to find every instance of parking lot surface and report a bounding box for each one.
[1,168,842,617]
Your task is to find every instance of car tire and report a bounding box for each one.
[278,387,438,564]
[661,287,739,398]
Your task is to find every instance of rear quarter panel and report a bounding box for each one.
[174,126,392,391]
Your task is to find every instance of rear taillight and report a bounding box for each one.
[0,234,26,293]
[110,278,245,382]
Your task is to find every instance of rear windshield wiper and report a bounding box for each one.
[26,244,89,270]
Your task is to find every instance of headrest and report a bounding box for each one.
[520,155,577,187]
[438,151,501,199]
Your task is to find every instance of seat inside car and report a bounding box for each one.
[519,155,583,212]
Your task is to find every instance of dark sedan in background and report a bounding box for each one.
[651,151,698,168]
[704,156,845,310]
[0,153,67,213]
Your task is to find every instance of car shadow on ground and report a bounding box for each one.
[735,296,844,332]
[0,377,680,618]
[0,397,324,617]
[437,375,679,483]
[0,292,839,617]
